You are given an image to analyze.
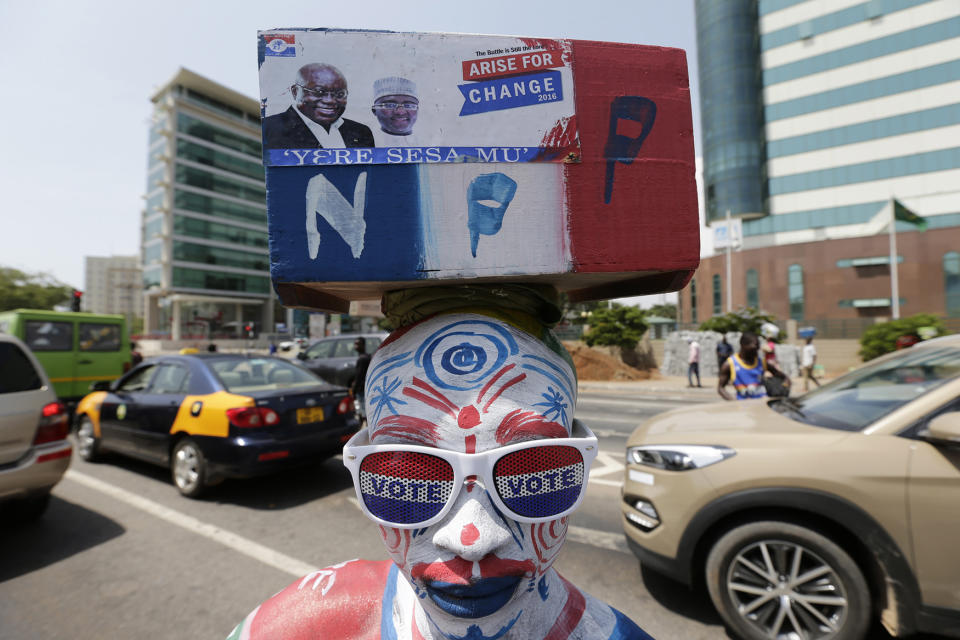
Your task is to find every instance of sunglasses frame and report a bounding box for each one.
[342,419,598,529]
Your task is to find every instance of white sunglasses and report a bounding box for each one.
[342,420,598,529]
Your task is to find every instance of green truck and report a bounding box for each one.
[0,309,131,402]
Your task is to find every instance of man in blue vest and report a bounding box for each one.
[718,332,789,401]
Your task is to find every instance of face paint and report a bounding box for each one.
[364,314,577,629]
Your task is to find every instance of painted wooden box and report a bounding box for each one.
[258,29,698,312]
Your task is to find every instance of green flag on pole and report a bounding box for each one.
[893,198,927,231]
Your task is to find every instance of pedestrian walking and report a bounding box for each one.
[716,336,733,373]
[802,336,820,391]
[687,337,702,387]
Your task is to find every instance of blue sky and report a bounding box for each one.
[0,0,700,304]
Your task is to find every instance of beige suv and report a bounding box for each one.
[622,335,960,640]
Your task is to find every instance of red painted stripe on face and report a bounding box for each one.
[476,364,516,404]
[373,415,440,446]
[411,377,459,412]
[495,409,567,445]
[403,387,457,418]
[412,555,536,585]
[464,435,476,454]
[544,575,586,639]
[482,373,527,413]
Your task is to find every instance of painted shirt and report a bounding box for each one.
[729,354,765,400]
[226,560,653,640]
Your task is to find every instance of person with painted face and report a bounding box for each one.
[262,63,375,149]
[228,286,652,639]
[370,76,422,146]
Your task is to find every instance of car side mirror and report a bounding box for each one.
[90,380,112,392]
[296,351,307,360]
[924,412,960,446]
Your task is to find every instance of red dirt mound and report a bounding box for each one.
[563,343,660,381]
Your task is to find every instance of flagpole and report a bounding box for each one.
[725,209,733,313]
[889,197,900,319]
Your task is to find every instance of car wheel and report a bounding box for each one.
[171,439,207,498]
[76,416,101,462]
[705,521,871,640]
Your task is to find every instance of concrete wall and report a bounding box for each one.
[653,336,862,378]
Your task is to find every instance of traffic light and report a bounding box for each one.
[245,323,254,338]
[71,290,83,312]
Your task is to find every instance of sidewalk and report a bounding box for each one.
[578,375,721,401]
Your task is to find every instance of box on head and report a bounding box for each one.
[257,28,699,312]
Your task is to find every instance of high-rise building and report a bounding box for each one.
[688,0,960,329]
[142,68,273,340]
[83,255,142,326]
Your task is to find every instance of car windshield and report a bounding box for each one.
[208,356,322,392]
[773,343,960,431]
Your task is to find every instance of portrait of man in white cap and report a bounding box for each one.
[371,76,421,145]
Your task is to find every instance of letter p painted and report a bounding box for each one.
[603,96,657,204]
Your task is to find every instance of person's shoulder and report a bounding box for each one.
[573,587,655,639]
[342,117,374,133]
[228,559,392,640]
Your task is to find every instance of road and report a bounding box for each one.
[0,390,931,639]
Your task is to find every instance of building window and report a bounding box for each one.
[746,269,759,308]
[712,274,722,315]
[788,264,804,321]
[690,279,698,325]
[945,252,960,316]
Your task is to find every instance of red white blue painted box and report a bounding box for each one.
[257,29,699,312]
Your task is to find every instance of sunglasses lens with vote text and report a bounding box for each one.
[492,445,584,518]
[359,451,455,525]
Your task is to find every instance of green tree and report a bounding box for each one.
[858,313,948,361]
[0,267,72,311]
[583,303,648,349]
[698,307,779,336]
[645,303,677,320]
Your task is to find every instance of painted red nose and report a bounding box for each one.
[461,523,480,546]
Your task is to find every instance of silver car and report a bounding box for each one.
[0,333,72,521]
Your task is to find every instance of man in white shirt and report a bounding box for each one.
[370,76,423,147]
[801,336,819,391]
[262,63,375,149]
[687,338,701,388]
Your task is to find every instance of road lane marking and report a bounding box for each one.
[567,525,629,554]
[65,470,315,577]
[574,412,645,426]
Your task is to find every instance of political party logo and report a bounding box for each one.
[117,403,127,420]
[264,33,296,57]
[459,49,565,116]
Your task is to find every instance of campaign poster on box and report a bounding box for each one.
[258,30,579,166]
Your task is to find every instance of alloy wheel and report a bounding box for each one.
[725,539,848,639]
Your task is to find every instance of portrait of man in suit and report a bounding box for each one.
[262,63,375,149]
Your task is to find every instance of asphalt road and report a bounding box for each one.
[0,390,941,639]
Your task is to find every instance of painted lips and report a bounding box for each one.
[412,556,536,618]
[425,576,522,618]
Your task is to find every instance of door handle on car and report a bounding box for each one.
[78,359,93,365]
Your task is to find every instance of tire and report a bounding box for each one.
[171,439,207,498]
[705,521,871,640]
[75,416,101,462]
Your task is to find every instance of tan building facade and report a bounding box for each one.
[682,226,960,330]
[83,255,142,326]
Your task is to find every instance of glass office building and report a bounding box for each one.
[686,0,960,325]
[142,68,273,339]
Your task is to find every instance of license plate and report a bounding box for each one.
[296,406,325,424]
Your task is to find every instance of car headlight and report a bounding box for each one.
[626,445,735,471]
